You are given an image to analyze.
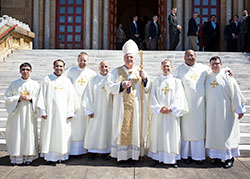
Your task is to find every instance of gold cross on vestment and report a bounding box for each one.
[161,86,170,94]
[102,86,106,93]
[54,87,63,90]
[190,73,198,81]
[20,90,30,96]
[78,77,86,86]
[210,80,218,88]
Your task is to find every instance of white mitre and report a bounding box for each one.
[122,39,139,56]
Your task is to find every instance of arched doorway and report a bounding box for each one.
[108,0,167,50]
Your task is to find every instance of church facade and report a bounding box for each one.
[0,0,249,51]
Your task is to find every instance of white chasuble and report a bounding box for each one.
[205,71,246,156]
[65,66,96,155]
[82,74,113,153]
[5,78,40,164]
[148,74,188,164]
[174,63,210,141]
[37,74,76,161]
[105,66,151,161]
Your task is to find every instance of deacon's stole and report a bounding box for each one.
[118,66,139,146]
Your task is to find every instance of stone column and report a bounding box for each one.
[226,0,232,25]
[92,0,99,49]
[33,0,39,49]
[84,0,91,49]
[166,0,172,50]
[238,0,244,16]
[44,0,50,49]
[103,0,109,49]
[176,0,183,50]
[184,0,191,50]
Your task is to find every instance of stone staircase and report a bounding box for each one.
[0,50,250,156]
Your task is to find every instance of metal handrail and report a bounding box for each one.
[0,24,18,40]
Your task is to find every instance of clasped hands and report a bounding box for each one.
[19,95,31,101]
[160,106,172,114]
[122,70,146,89]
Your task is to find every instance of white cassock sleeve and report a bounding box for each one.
[37,80,47,117]
[150,80,163,114]
[105,70,121,95]
[170,79,189,117]
[228,75,247,113]
[82,81,94,116]
[67,81,77,118]
[5,85,20,115]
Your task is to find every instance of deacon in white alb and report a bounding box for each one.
[105,39,151,161]
[206,56,246,169]
[65,52,96,155]
[148,59,189,168]
[37,60,77,163]
[174,49,210,164]
[83,61,112,159]
[5,63,40,165]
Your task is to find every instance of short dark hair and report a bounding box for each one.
[211,15,216,18]
[20,62,32,70]
[234,15,239,18]
[53,59,65,66]
[209,56,221,63]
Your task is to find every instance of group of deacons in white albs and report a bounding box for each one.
[5,40,246,169]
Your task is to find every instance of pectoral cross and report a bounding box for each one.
[102,86,106,93]
[190,73,198,81]
[78,77,86,86]
[20,90,30,96]
[161,86,170,94]
[210,80,218,88]
[54,86,63,90]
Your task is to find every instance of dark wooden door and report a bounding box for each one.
[158,0,166,50]
[56,0,84,49]
[192,0,220,25]
[108,0,117,50]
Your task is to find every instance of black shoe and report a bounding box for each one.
[194,160,203,165]
[150,160,159,167]
[164,164,169,169]
[182,158,192,164]
[45,161,56,166]
[10,163,16,166]
[24,161,32,166]
[211,158,222,165]
[88,153,96,161]
[223,158,234,169]
[102,154,110,161]
[173,163,178,168]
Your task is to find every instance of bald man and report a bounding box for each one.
[83,61,113,160]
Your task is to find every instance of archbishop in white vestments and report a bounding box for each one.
[83,61,112,154]
[5,63,40,165]
[205,56,246,168]
[148,59,189,166]
[37,60,76,162]
[105,40,151,161]
[65,52,96,155]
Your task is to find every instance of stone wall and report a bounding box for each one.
[0,16,34,62]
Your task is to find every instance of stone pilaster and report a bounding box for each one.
[92,0,99,49]
[84,0,91,49]
[44,0,50,49]
[166,0,172,50]
[176,0,183,50]
[103,0,109,49]
[184,0,191,50]
[238,0,244,16]
[33,0,39,49]
[226,0,232,24]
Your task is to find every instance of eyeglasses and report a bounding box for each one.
[20,68,31,71]
[211,63,221,66]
